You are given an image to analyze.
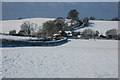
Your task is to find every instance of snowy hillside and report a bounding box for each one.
[1,18,118,78]
[1,18,55,34]
[75,20,118,35]
[1,18,118,35]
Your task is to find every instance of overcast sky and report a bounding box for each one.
[2,2,118,20]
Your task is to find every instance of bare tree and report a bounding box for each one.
[18,21,39,36]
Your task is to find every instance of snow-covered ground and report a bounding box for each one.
[75,20,118,35]
[1,18,118,78]
[1,18,118,35]
[2,39,118,78]
[1,18,55,34]
[0,35,37,40]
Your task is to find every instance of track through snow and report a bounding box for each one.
[2,39,118,78]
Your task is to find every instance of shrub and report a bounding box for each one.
[105,29,118,39]
[81,29,99,39]
[18,30,28,36]
[111,17,119,21]
[118,33,120,40]
[9,30,16,35]
[17,17,23,20]
[90,16,95,20]
[36,29,46,38]
[95,31,99,36]
[82,28,95,38]
[99,34,106,38]
[72,32,80,37]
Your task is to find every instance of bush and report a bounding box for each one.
[9,30,16,35]
[111,17,119,21]
[81,29,99,39]
[18,30,28,36]
[99,34,106,38]
[90,16,95,20]
[118,33,120,40]
[105,29,118,39]
[95,31,99,36]
[36,29,46,38]
[17,17,23,20]
[81,28,95,38]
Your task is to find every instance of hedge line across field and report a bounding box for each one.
[0,38,68,47]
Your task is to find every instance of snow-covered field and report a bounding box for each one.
[0,18,118,78]
[75,20,118,35]
[0,34,37,40]
[1,18,55,34]
[1,18,118,35]
[2,39,118,78]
